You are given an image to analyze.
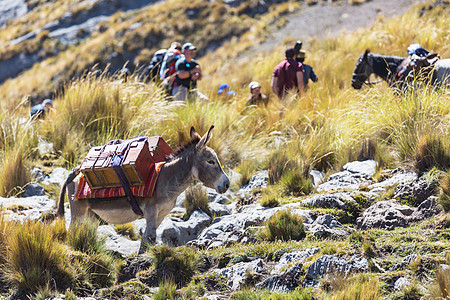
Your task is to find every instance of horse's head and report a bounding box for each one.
[352,50,373,89]
[190,126,230,194]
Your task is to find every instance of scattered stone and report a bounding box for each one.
[271,248,320,274]
[22,183,45,197]
[237,170,268,196]
[301,192,354,209]
[356,200,413,230]
[213,258,266,291]
[97,225,140,257]
[257,262,303,292]
[0,196,55,222]
[304,255,368,286]
[41,167,70,186]
[394,277,410,291]
[156,210,212,247]
[394,177,438,206]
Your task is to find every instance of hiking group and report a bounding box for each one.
[147,39,318,104]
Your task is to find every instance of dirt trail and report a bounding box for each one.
[258,0,428,53]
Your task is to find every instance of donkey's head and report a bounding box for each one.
[190,126,230,194]
[352,49,373,89]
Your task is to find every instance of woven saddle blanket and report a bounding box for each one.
[76,162,164,199]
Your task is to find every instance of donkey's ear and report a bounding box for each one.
[197,125,214,149]
[190,127,201,140]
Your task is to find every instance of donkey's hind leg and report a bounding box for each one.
[67,181,90,224]
[139,204,158,254]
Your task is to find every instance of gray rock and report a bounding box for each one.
[209,202,232,217]
[309,170,325,187]
[394,177,437,206]
[237,170,268,196]
[344,160,377,178]
[31,167,45,182]
[41,167,70,186]
[301,193,350,209]
[0,196,55,222]
[22,183,45,197]
[257,262,303,292]
[272,248,320,274]
[356,200,413,230]
[394,277,410,291]
[304,255,368,285]
[410,196,440,221]
[156,210,212,246]
[368,170,417,189]
[97,225,140,257]
[313,214,343,229]
[213,258,266,291]
[391,254,418,271]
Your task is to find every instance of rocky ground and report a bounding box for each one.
[1,157,447,298]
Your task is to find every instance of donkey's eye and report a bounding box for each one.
[207,160,215,165]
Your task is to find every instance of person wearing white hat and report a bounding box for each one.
[246,81,268,106]
[30,99,53,120]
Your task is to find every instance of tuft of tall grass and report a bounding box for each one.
[414,134,450,174]
[66,219,104,254]
[150,244,199,287]
[260,188,280,208]
[184,184,211,220]
[114,223,139,241]
[4,220,76,293]
[439,170,450,213]
[258,210,306,242]
[153,279,178,300]
[321,273,381,300]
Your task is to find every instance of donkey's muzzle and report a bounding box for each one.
[217,177,230,194]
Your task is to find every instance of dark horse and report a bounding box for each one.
[351,50,405,89]
[352,49,450,90]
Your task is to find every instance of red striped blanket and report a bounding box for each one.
[75,162,164,199]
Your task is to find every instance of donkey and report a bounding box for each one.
[352,50,450,90]
[57,125,230,253]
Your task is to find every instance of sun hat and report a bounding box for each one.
[217,83,231,95]
[182,42,197,51]
[298,50,306,58]
[249,81,261,91]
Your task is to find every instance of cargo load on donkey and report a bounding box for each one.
[77,136,174,215]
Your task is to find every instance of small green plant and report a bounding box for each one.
[279,170,313,196]
[322,273,381,300]
[153,279,178,300]
[258,210,306,242]
[184,184,211,220]
[260,188,280,207]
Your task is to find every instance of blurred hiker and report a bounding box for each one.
[271,47,304,99]
[172,43,209,101]
[160,42,183,94]
[30,99,52,120]
[246,81,268,106]
[217,83,237,97]
[147,48,167,80]
[397,43,438,82]
[120,68,131,83]
[297,50,318,89]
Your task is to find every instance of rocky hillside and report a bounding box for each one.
[1,158,448,299]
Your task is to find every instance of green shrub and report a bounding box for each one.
[279,170,313,197]
[258,210,306,242]
[150,244,199,287]
[260,188,280,208]
[153,280,178,300]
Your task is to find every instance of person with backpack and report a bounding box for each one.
[30,99,53,121]
[271,47,304,99]
[147,48,167,80]
[297,50,318,90]
[172,43,208,101]
[159,42,183,94]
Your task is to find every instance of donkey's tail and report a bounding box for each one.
[57,167,80,218]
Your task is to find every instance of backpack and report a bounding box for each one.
[147,49,167,78]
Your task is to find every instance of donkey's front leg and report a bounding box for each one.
[139,206,158,254]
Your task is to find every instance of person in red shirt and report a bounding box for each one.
[271,47,304,98]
